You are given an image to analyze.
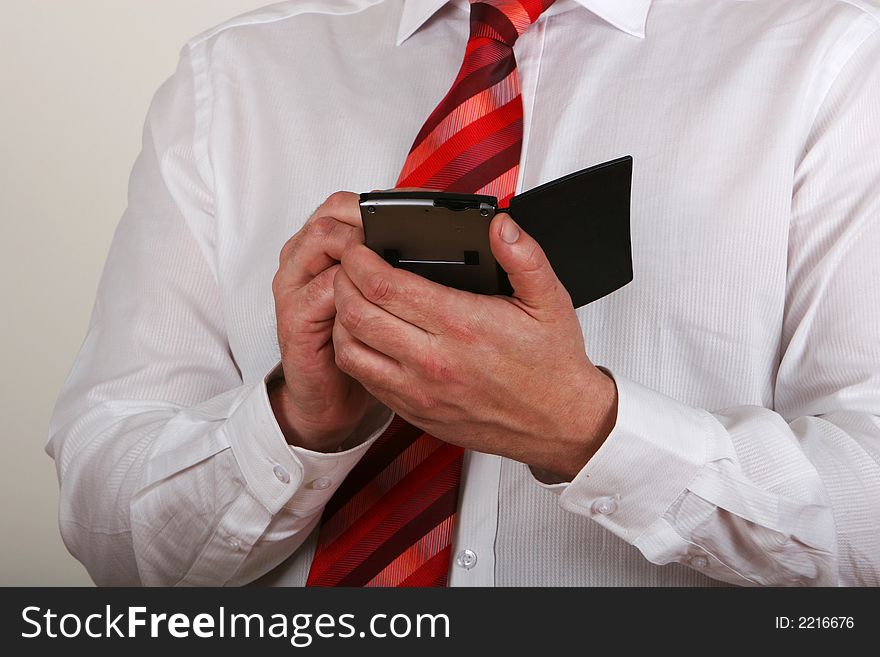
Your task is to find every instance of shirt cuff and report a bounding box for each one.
[284,402,394,517]
[223,361,394,515]
[534,369,713,545]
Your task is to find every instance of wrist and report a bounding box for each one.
[535,365,619,483]
[588,366,619,442]
[267,377,357,452]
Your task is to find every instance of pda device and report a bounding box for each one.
[360,156,634,308]
[359,191,511,296]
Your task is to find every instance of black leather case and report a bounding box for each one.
[361,155,633,309]
[506,155,633,307]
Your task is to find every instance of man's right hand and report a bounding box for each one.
[269,192,382,452]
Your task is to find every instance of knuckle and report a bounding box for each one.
[321,191,355,217]
[420,351,453,383]
[300,277,328,310]
[324,190,351,208]
[364,272,395,304]
[311,214,337,238]
[338,303,367,332]
[271,269,284,296]
[444,313,479,345]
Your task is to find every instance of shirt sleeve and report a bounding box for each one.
[535,26,880,586]
[45,45,392,587]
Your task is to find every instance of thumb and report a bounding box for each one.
[489,213,572,312]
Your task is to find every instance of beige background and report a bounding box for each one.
[0,0,271,586]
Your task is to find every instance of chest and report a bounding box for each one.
[207,11,813,396]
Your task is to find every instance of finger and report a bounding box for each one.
[334,267,432,365]
[312,191,363,228]
[279,216,364,289]
[489,213,573,315]
[340,244,475,334]
[289,264,340,327]
[332,317,407,391]
[274,265,339,357]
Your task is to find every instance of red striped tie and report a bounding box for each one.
[306,0,556,588]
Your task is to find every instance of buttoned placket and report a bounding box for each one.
[447,13,550,587]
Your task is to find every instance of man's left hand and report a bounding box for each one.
[332,212,618,481]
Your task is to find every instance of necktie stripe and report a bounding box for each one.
[308,453,462,586]
[421,116,523,188]
[365,516,455,586]
[475,165,519,199]
[398,71,520,180]
[334,484,460,587]
[320,419,426,521]
[397,545,454,587]
[522,0,544,21]
[507,0,543,23]
[407,47,516,153]
[316,433,440,546]
[425,120,523,190]
[455,39,511,83]
[308,0,557,589]
[400,96,523,188]
[492,1,533,33]
[308,441,455,575]
[445,139,522,195]
[471,3,521,45]
[306,443,462,584]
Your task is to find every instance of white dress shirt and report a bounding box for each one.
[47,0,880,587]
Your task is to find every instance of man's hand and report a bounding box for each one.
[269,192,382,452]
[332,212,618,481]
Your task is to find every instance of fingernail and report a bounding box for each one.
[501,217,520,244]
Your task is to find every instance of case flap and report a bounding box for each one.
[506,156,633,308]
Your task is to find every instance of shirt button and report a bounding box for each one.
[311,477,332,490]
[591,496,618,516]
[690,554,709,569]
[227,537,242,551]
[273,464,291,484]
[455,549,478,570]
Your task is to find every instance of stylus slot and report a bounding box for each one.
[399,259,468,265]
[384,249,480,267]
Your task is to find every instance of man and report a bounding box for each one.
[48,0,880,586]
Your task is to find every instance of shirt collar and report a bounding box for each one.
[396,0,653,45]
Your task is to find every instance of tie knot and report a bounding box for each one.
[469,0,557,46]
